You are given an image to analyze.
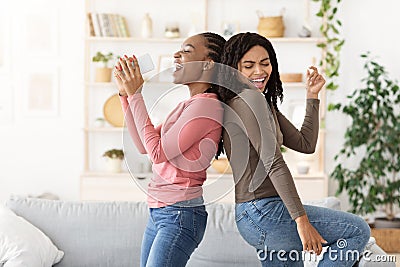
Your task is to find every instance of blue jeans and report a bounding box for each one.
[235,196,370,267]
[140,197,207,267]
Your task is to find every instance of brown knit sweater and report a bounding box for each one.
[222,89,320,220]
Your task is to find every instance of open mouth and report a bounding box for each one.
[174,63,183,72]
[250,77,266,89]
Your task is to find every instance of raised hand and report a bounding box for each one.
[114,55,144,96]
[306,66,325,99]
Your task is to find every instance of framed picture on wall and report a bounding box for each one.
[0,80,14,123]
[0,10,10,74]
[22,67,59,116]
[22,10,59,57]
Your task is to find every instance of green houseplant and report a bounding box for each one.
[103,148,124,173]
[329,53,400,225]
[103,149,124,160]
[313,0,345,91]
[92,51,115,82]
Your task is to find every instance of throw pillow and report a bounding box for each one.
[0,204,64,267]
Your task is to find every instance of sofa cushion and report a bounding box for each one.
[6,196,148,267]
[188,203,260,266]
[0,204,64,267]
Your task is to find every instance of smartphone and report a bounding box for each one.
[135,53,155,74]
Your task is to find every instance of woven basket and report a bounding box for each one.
[257,16,285,38]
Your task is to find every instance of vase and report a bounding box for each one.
[141,13,153,38]
[95,67,112,83]
[106,158,122,173]
[296,161,310,174]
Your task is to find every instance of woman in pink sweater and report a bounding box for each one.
[114,33,225,267]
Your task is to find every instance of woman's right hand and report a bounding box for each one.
[295,214,327,255]
[114,55,144,96]
[114,72,127,97]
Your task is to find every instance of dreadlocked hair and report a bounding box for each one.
[200,32,226,159]
[219,32,284,111]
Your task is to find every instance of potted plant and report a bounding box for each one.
[92,51,115,82]
[94,117,106,127]
[102,148,124,173]
[329,53,400,250]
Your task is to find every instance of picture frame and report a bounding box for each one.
[0,10,10,74]
[22,67,59,117]
[22,10,59,58]
[0,79,14,123]
[157,54,174,83]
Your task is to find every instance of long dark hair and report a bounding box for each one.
[219,32,284,111]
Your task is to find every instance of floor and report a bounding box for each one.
[394,253,400,267]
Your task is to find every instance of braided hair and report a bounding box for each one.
[199,32,226,159]
[200,32,226,64]
[220,32,284,111]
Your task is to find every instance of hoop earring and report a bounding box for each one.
[203,62,210,71]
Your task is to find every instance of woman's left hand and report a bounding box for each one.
[114,55,144,96]
[306,66,325,99]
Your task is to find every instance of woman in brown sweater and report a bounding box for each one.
[219,32,370,266]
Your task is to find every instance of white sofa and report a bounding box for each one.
[2,196,394,267]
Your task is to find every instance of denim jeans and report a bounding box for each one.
[140,197,207,267]
[235,196,370,267]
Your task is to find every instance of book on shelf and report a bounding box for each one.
[87,12,130,38]
[98,13,113,37]
[86,13,96,37]
[116,15,130,37]
[109,14,121,37]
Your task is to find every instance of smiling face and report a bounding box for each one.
[238,45,272,92]
[173,35,209,84]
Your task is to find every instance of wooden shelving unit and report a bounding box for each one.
[81,0,328,202]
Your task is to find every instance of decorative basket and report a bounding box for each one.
[257,15,285,38]
[370,228,400,253]
[211,158,233,174]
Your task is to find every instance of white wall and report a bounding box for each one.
[0,0,85,202]
[0,0,399,208]
[326,0,400,212]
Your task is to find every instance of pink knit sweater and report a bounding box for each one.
[120,92,223,207]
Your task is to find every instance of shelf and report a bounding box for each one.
[269,37,325,43]
[87,82,306,89]
[80,171,325,180]
[87,37,185,43]
[81,171,149,179]
[85,80,171,87]
[292,173,326,179]
[87,36,325,44]
[84,127,124,132]
[283,82,306,88]
[85,82,115,87]
[82,171,232,179]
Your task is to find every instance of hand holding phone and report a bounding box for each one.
[135,53,155,74]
